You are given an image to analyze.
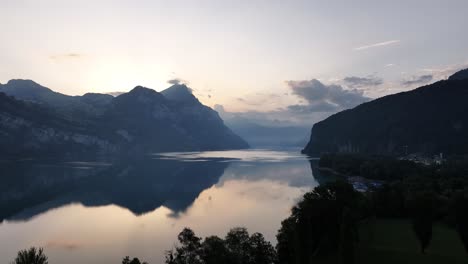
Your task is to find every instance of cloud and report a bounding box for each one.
[286,79,370,112]
[354,40,400,51]
[45,239,83,251]
[287,102,338,113]
[214,104,226,114]
[216,103,328,128]
[218,78,372,128]
[66,53,81,57]
[232,92,286,110]
[421,63,468,80]
[401,75,433,86]
[49,53,83,60]
[343,75,383,88]
[167,78,184,85]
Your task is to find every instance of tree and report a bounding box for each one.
[408,192,435,254]
[166,228,202,264]
[276,181,362,263]
[166,227,277,264]
[12,247,48,264]
[248,232,276,264]
[122,256,148,264]
[452,190,468,253]
[276,217,297,264]
[339,208,358,264]
[225,227,251,264]
[200,236,232,264]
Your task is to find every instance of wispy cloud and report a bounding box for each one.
[354,40,400,51]
[49,53,83,60]
[343,75,383,88]
[167,78,190,86]
[167,78,181,85]
[420,63,468,80]
[45,239,83,251]
[401,74,433,86]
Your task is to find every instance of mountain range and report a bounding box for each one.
[0,80,248,157]
[223,118,310,148]
[303,69,468,156]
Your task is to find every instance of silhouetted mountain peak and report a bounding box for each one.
[0,79,64,105]
[449,68,468,80]
[6,79,44,87]
[161,84,198,103]
[117,86,164,103]
[122,85,162,97]
[129,85,157,94]
[4,79,52,93]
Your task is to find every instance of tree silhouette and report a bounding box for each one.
[200,236,232,264]
[225,227,251,264]
[452,190,468,253]
[166,228,203,264]
[12,247,48,264]
[165,227,276,264]
[276,217,297,264]
[339,208,358,264]
[122,256,148,264]
[276,181,362,263]
[408,192,435,254]
[248,232,276,264]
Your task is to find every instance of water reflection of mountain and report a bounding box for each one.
[0,157,229,222]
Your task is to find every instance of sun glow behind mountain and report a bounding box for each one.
[1,0,468,116]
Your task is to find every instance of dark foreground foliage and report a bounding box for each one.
[11,247,48,264]
[276,181,366,264]
[165,227,276,264]
[121,256,149,264]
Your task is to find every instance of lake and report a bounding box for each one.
[0,148,323,264]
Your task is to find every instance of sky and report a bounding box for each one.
[1,0,468,125]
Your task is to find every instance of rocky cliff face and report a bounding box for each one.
[0,93,116,157]
[0,80,114,118]
[302,69,468,156]
[0,81,248,157]
[161,84,249,150]
[98,85,248,153]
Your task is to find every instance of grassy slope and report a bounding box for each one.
[358,218,467,264]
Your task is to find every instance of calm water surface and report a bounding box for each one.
[0,149,322,264]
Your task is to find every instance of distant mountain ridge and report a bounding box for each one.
[224,119,310,147]
[449,68,468,80]
[0,81,248,157]
[0,79,114,117]
[302,69,468,156]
